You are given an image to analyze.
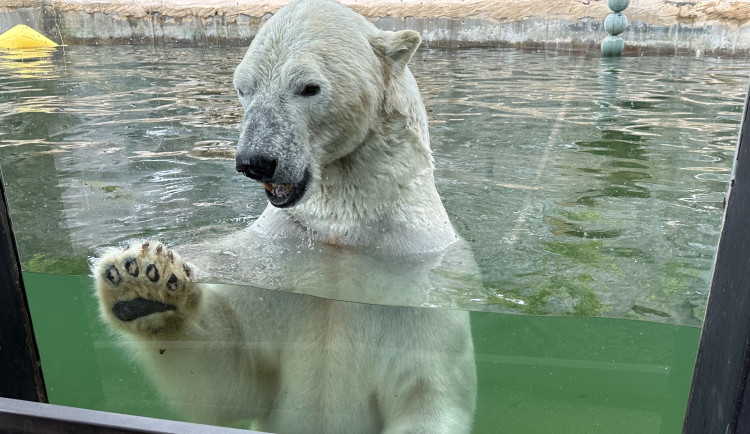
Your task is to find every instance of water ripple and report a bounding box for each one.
[1,46,748,325]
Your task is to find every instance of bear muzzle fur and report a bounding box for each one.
[236,104,312,208]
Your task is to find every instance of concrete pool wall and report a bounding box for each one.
[0,0,749,55]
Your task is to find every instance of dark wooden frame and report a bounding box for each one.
[683,83,750,434]
[0,164,46,403]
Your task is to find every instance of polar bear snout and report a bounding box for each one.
[236,155,278,181]
[236,151,311,208]
[235,101,313,208]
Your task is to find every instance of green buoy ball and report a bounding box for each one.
[607,0,630,12]
[601,35,625,56]
[604,12,629,35]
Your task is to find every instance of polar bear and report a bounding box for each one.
[92,0,477,432]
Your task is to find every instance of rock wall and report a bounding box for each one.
[1,0,749,55]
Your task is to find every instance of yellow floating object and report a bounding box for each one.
[0,25,58,49]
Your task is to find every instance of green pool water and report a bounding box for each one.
[25,272,699,433]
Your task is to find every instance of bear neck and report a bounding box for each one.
[288,114,457,254]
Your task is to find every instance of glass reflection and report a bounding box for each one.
[0,46,59,80]
[0,26,745,434]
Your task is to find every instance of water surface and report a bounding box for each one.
[1,45,744,325]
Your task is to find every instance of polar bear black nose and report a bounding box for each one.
[236,156,278,181]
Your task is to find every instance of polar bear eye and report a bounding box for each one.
[237,89,245,98]
[298,84,321,97]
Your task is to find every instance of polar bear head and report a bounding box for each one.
[233,0,426,209]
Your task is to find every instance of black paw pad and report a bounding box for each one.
[146,264,159,282]
[105,265,121,285]
[124,258,139,277]
[167,274,179,291]
[112,297,176,322]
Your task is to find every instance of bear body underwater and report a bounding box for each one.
[93,0,478,432]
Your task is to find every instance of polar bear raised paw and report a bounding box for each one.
[94,242,200,336]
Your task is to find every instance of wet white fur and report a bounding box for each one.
[93,0,477,432]
[234,0,457,254]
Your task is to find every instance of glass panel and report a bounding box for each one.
[0,7,746,433]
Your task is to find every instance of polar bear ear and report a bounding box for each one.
[369,30,422,73]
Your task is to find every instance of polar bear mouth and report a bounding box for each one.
[263,182,294,199]
[260,170,310,208]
